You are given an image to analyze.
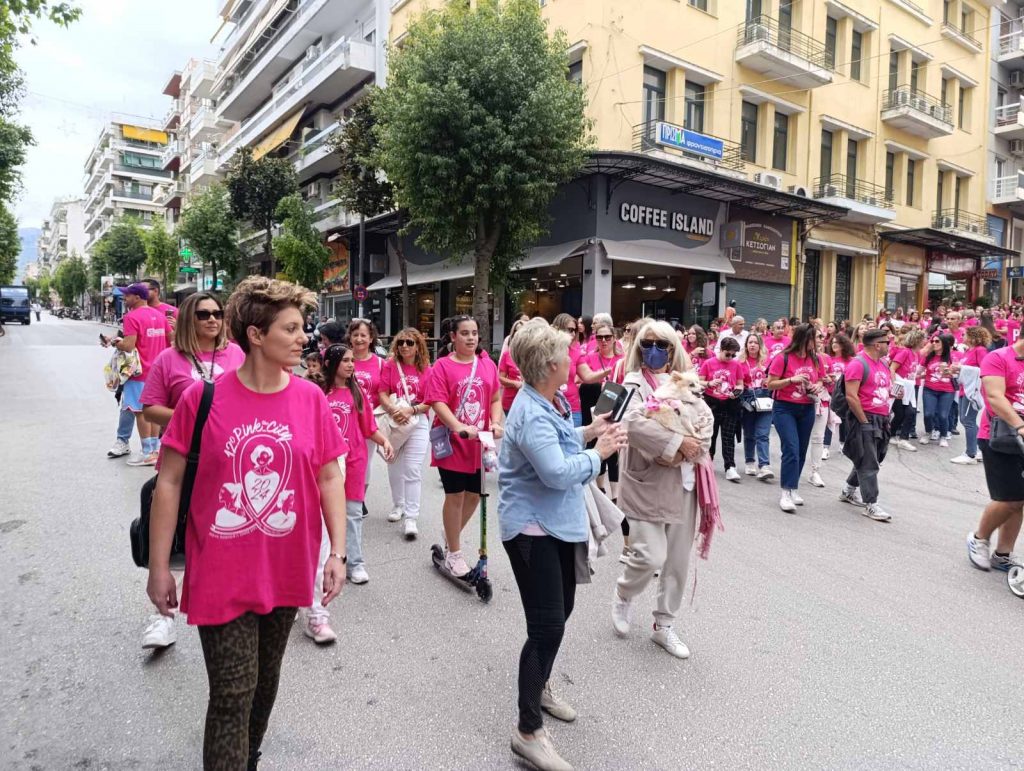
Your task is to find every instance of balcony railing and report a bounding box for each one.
[631,120,745,172]
[995,101,1023,127]
[932,208,990,238]
[1000,29,1024,56]
[993,175,1022,200]
[942,21,981,49]
[737,15,834,71]
[114,163,172,179]
[113,189,155,202]
[881,86,952,124]
[813,174,894,209]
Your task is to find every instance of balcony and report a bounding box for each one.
[189,104,229,142]
[163,100,182,131]
[157,182,184,209]
[186,60,218,99]
[218,37,375,166]
[189,149,220,186]
[161,141,182,172]
[991,173,1024,206]
[880,86,953,139]
[932,208,995,244]
[999,29,1024,69]
[631,120,746,177]
[734,15,834,89]
[940,21,982,53]
[813,174,895,224]
[113,163,173,181]
[290,121,343,180]
[111,188,157,204]
[994,100,1024,141]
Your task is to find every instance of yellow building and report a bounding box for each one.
[388,0,1011,328]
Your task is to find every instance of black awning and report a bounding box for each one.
[582,151,849,222]
[880,228,1017,259]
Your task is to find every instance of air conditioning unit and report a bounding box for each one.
[788,184,810,197]
[753,172,783,190]
[939,216,954,229]
[968,223,980,234]
[305,43,323,62]
[821,184,839,197]
[1010,139,1024,156]
[861,194,879,206]
[1010,70,1024,89]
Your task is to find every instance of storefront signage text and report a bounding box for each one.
[656,122,724,160]
[1007,266,1024,279]
[929,252,977,275]
[619,202,715,237]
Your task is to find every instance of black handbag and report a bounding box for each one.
[988,412,1024,455]
[130,380,215,569]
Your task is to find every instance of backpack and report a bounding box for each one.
[830,354,872,420]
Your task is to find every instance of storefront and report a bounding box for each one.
[801,228,877,323]
[880,242,927,314]
[720,207,796,323]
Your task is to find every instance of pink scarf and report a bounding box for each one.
[694,454,723,560]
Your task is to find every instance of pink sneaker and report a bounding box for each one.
[303,615,337,645]
[444,550,471,578]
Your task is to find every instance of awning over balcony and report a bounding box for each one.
[880,229,1016,259]
[121,125,168,143]
[252,106,305,160]
[601,238,736,274]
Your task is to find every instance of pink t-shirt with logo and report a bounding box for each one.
[353,354,384,410]
[161,371,347,626]
[380,359,430,405]
[699,357,744,400]
[767,353,826,404]
[890,347,918,380]
[844,356,892,416]
[498,350,523,411]
[764,335,790,359]
[424,353,499,473]
[141,343,246,410]
[742,359,768,390]
[979,347,1024,440]
[1008,320,1021,343]
[123,305,170,381]
[326,385,376,502]
[921,353,955,393]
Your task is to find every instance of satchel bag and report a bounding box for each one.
[430,355,478,461]
[130,380,215,569]
[988,411,1024,455]
[374,364,419,457]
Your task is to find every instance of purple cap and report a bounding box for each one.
[123,283,150,300]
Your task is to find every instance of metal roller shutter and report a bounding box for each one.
[725,280,791,323]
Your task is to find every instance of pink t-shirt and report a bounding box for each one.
[742,359,768,390]
[326,385,376,502]
[699,357,744,400]
[890,347,917,380]
[767,352,826,404]
[921,353,955,393]
[424,353,499,473]
[141,343,246,410]
[497,350,523,411]
[560,343,584,413]
[979,347,1024,440]
[161,371,347,626]
[352,354,384,410]
[949,327,965,345]
[1008,320,1021,343]
[764,334,790,359]
[380,359,430,405]
[123,305,170,381]
[964,317,979,327]
[844,356,892,416]
[585,350,623,384]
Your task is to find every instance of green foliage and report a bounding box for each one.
[374,0,591,345]
[87,240,107,290]
[273,194,330,292]
[100,218,147,278]
[52,251,86,306]
[224,147,297,276]
[0,3,81,55]
[143,218,178,291]
[0,200,17,283]
[179,183,241,288]
[333,91,393,218]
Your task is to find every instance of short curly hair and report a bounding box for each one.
[226,276,318,354]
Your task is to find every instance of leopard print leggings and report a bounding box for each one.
[198,607,297,770]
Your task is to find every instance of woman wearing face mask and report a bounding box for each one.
[920,334,956,447]
[346,319,384,515]
[739,333,774,481]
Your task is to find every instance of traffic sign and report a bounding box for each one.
[354,284,368,302]
[181,267,199,274]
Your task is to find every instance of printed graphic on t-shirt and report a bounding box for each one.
[867,369,891,409]
[354,370,373,399]
[707,366,735,398]
[790,365,816,399]
[214,420,296,538]
[327,397,352,438]
[457,375,486,427]
[747,366,766,389]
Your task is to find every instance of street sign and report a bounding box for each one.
[1008,266,1024,279]
[354,284,368,302]
[181,267,199,274]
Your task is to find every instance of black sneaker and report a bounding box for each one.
[361,502,368,518]
[950,428,961,435]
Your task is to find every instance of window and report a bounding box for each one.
[943,0,952,23]
[850,30,863,81]
[961,8,971,35]
[772,111,789,171]
[745,0,762,21]
[996,158,1006,181]
[906,159,916,206]
[910,61,920,94]
[642,66,666,133]
[955,175,964,211]
[820,129,833,182]
[937,169,945,212]
[740,100,758,162]
[121,151,160,170]
[888,49,899,93]
[825,16,837,69]
[568,60,582,84]
[885,151,895,201]
[942,77,952,106]
[688,0,709,10]
[684,82,706,132]
[959,85,969,130]
[778,0,794,52]
[846,139,858,197]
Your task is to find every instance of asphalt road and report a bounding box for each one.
[1,315,1022,771]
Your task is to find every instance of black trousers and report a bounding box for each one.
[503,534,577,734]
[892,400,917,440]
[707,396,741,470]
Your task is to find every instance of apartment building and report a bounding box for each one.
[37,197,87,269]
[210,0,384,293]
[386,0,1011,330]
[82,121,171,255]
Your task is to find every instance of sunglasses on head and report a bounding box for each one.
[639,339,672,351]
[396,339,416,347]
[596,334,614,341]
[195,309,224,320]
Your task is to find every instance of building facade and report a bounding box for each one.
[37,197,87,269]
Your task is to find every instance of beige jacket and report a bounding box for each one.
[618,370,712,525]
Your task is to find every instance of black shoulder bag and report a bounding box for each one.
[130,380,215,569]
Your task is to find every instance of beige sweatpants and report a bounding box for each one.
[616,491,698,628]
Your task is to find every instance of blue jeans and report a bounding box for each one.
[772,400,816,490]
[742,408,773,468]
[922,387,954,438]
[572,411,582,428]
[960,399,979,457]
[948,393,960,432]
[116,407,135,443]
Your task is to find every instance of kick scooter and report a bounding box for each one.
[430,430,494,603]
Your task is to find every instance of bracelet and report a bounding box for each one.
[328,552,346,564]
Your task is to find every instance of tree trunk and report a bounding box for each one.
[210,258,218,291]
[392,234,410,330]
[265,223,275,278]
[473,218,502,354]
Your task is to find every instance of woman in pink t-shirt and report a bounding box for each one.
[147,277,348,769]
[920,334,956,447]
[498,319,527,412]
[699,336,745,480]
[378,328,433,539]
[138,291,245,651]
[806,329,837,488]
[738,333,773,480]
[950,326,992,463]
[425,316,503,578]
[889,328,925,448]
[346,319,385,512]
[551,313,610,426]
[584,320,626,502]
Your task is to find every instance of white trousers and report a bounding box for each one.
[387,414,429,519]
[809,407,830,474]
[309,499,362,621]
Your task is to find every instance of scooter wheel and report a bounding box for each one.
[1008,565,1024,599]
[476,579,493,603]
[430,544,445,566]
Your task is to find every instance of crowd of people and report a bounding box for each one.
[99,275,1022,771]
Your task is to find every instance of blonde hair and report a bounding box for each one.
[623,318,692,374]
[173,292,228,357]
[227,276,318,354]
[387,327,430,372]
[510,318,572,386]
[739,332,767,366]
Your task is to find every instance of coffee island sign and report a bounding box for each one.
[619,202,715,242]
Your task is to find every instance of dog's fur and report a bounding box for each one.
[645,370,714,445]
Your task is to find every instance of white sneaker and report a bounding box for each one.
[387,506,403,522]
[918,435,930,445]
[966,531,991,571]
[510,728,572,771]
[950,453,979,465]
[863,503,892,522]
[808,471,825,488]
[931,430,940,441]
[897,439,917,452]
[403,518,418,540]
[126,451,158,467]
[141,614,176,649]
[744,463,757,476]
[651,625,690,659]
[303,615,337,644]
[757,466,774,481]
[443,550,470,578]
[611,591,632,636]
[939,437,950,448]
[349,564,369,584]
[839,486,866,507]
[779,489,796,513]
[821,448,830,460]
[107,439,130,458]
[725,467,741,483]
[790,489,804,506]
[540,681,577,722]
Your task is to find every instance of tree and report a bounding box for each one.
[87,239,108,290]
[0,201,18,284]
[334,92,412,328]
[224,147,297,277]
[101,219,147,278]
[36,265,49,301]
[52,252,86,306]
[272,194,330,292]
[143,219,178,290]
[374,0,591,348]
[179,183,241,290]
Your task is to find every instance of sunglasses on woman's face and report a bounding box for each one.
[396,339,415,347]
[596,334,614,341]
[639,339,671,351]
[195,310,224,320]
[566,326,578,333]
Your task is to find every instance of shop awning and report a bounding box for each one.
[252,106,305,160]
[880,228,1017,259]
[805,237,876,256]
[601,238,736,274]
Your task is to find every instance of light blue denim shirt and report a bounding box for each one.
[497,384,601,543]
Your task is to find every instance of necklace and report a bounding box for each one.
[190,348,217,382]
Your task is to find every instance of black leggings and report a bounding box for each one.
[198,607,297,770]
[707,396,741,470]
[503,534,577,734]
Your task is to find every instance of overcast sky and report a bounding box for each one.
[13,0,220,228]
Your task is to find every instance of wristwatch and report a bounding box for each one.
[328,552,347,564]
